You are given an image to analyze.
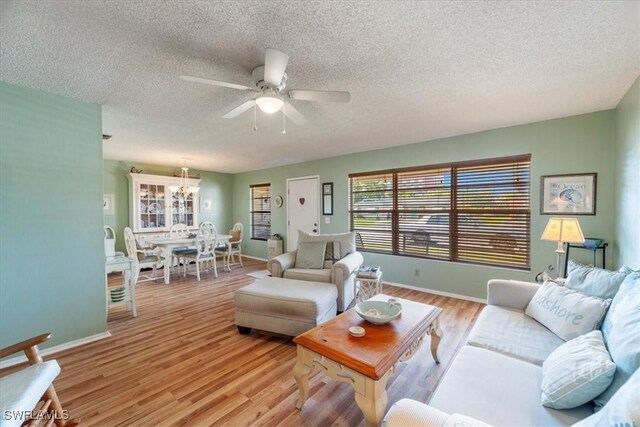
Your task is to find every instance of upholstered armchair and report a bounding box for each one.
[267,231,364,311]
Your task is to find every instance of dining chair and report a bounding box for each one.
[181,223,219,280]
[124,227,163,284]
[104,225,125,257]
[218,222,244,271]
[168,223,192,272]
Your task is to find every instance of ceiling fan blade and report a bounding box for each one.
[222,100,256,119]
[283,102,308,125]
[288,90,351,103]
[180,75,255,91]
[264,48,289,87]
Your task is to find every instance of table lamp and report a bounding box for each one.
[541,217,585,278]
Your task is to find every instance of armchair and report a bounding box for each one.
[0,333,75,427]
[267,231,364,311]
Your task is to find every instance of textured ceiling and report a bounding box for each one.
[1,1,638,173]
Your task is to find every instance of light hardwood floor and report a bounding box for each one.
[4,258,484,426]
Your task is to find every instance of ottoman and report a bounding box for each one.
[234,277,338,337]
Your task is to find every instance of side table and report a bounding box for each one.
[354,270,383,303]
[105,255,137,317]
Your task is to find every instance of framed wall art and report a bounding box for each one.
[322,182,333,216]
[540,173,596,215]
[103,194,115,215]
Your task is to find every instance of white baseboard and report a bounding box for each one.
[384,280,487,304]
[243,255,268,262]
[0,331,112,369]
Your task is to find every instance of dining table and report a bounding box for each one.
[146,234,231,284]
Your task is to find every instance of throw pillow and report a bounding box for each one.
[525,281,611,341]
[541,330,616,409]
[298,230,356,258]
[228,229,241,242]
[573,366,640,427]
[593,271,640,410]
[294,241,327,269]
[564,260,632,299]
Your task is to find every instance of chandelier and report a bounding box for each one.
[168,162,200,196]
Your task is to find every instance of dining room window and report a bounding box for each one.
[250,183,271,240]
[349,154,531,269]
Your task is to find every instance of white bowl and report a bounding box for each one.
[355,300,401,325]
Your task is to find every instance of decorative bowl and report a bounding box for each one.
[110,287,126,303]
[583,238,604,249]
[355,300,401,325]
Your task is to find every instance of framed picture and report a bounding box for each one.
[540,173,596,215]
[202,199,212,211]
[322,182,333,215]
[103,194,115,215]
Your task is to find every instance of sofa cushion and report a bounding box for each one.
[430,346,593,426]
[283,268,332,283]
[525,281,610,341]
[467,305,564,365]
[594,271,640,410]
[575,366,640,427]
[541,330,615,409]
[294,241,326,269]
[565,260,632,299]
[298,230,356,259]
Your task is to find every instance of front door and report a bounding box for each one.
[287,176,320,251]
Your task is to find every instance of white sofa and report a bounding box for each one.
[383,276,639,427]
[267,231,364,311]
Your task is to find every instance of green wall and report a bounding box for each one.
[103,160,234,251]
[614,76,640,269]
[0,82,106,349]
[233,110,617,299]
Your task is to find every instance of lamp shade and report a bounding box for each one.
[255,94,284,114]
[541,218,585,244]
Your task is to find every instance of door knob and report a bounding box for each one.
[313,229,317,233]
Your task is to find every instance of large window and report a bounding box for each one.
[349,155,531,269]
[250,183,271,240]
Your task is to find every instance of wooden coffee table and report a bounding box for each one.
[292,294,443,427]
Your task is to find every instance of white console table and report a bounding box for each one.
[105,255,137,317]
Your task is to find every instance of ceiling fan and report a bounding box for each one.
[180,48,350,125]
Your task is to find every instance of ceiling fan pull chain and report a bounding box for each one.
[253,103,257,132]
[282,103,286,135]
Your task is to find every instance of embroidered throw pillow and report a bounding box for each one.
[525,281,611,341]
[541,330,616,409]
[573,367,640,427]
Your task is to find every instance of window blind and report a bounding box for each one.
[349,155,531,269]
[250,183,271,240]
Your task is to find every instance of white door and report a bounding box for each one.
[287,176,320,251]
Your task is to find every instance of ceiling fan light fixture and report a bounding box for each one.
[255,94,284,114]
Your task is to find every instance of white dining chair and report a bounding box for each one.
[217,222,244,271]
[181,223,219,280]
[169,223,192,272]
[104,225,125,257]
[124,227,163,284]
